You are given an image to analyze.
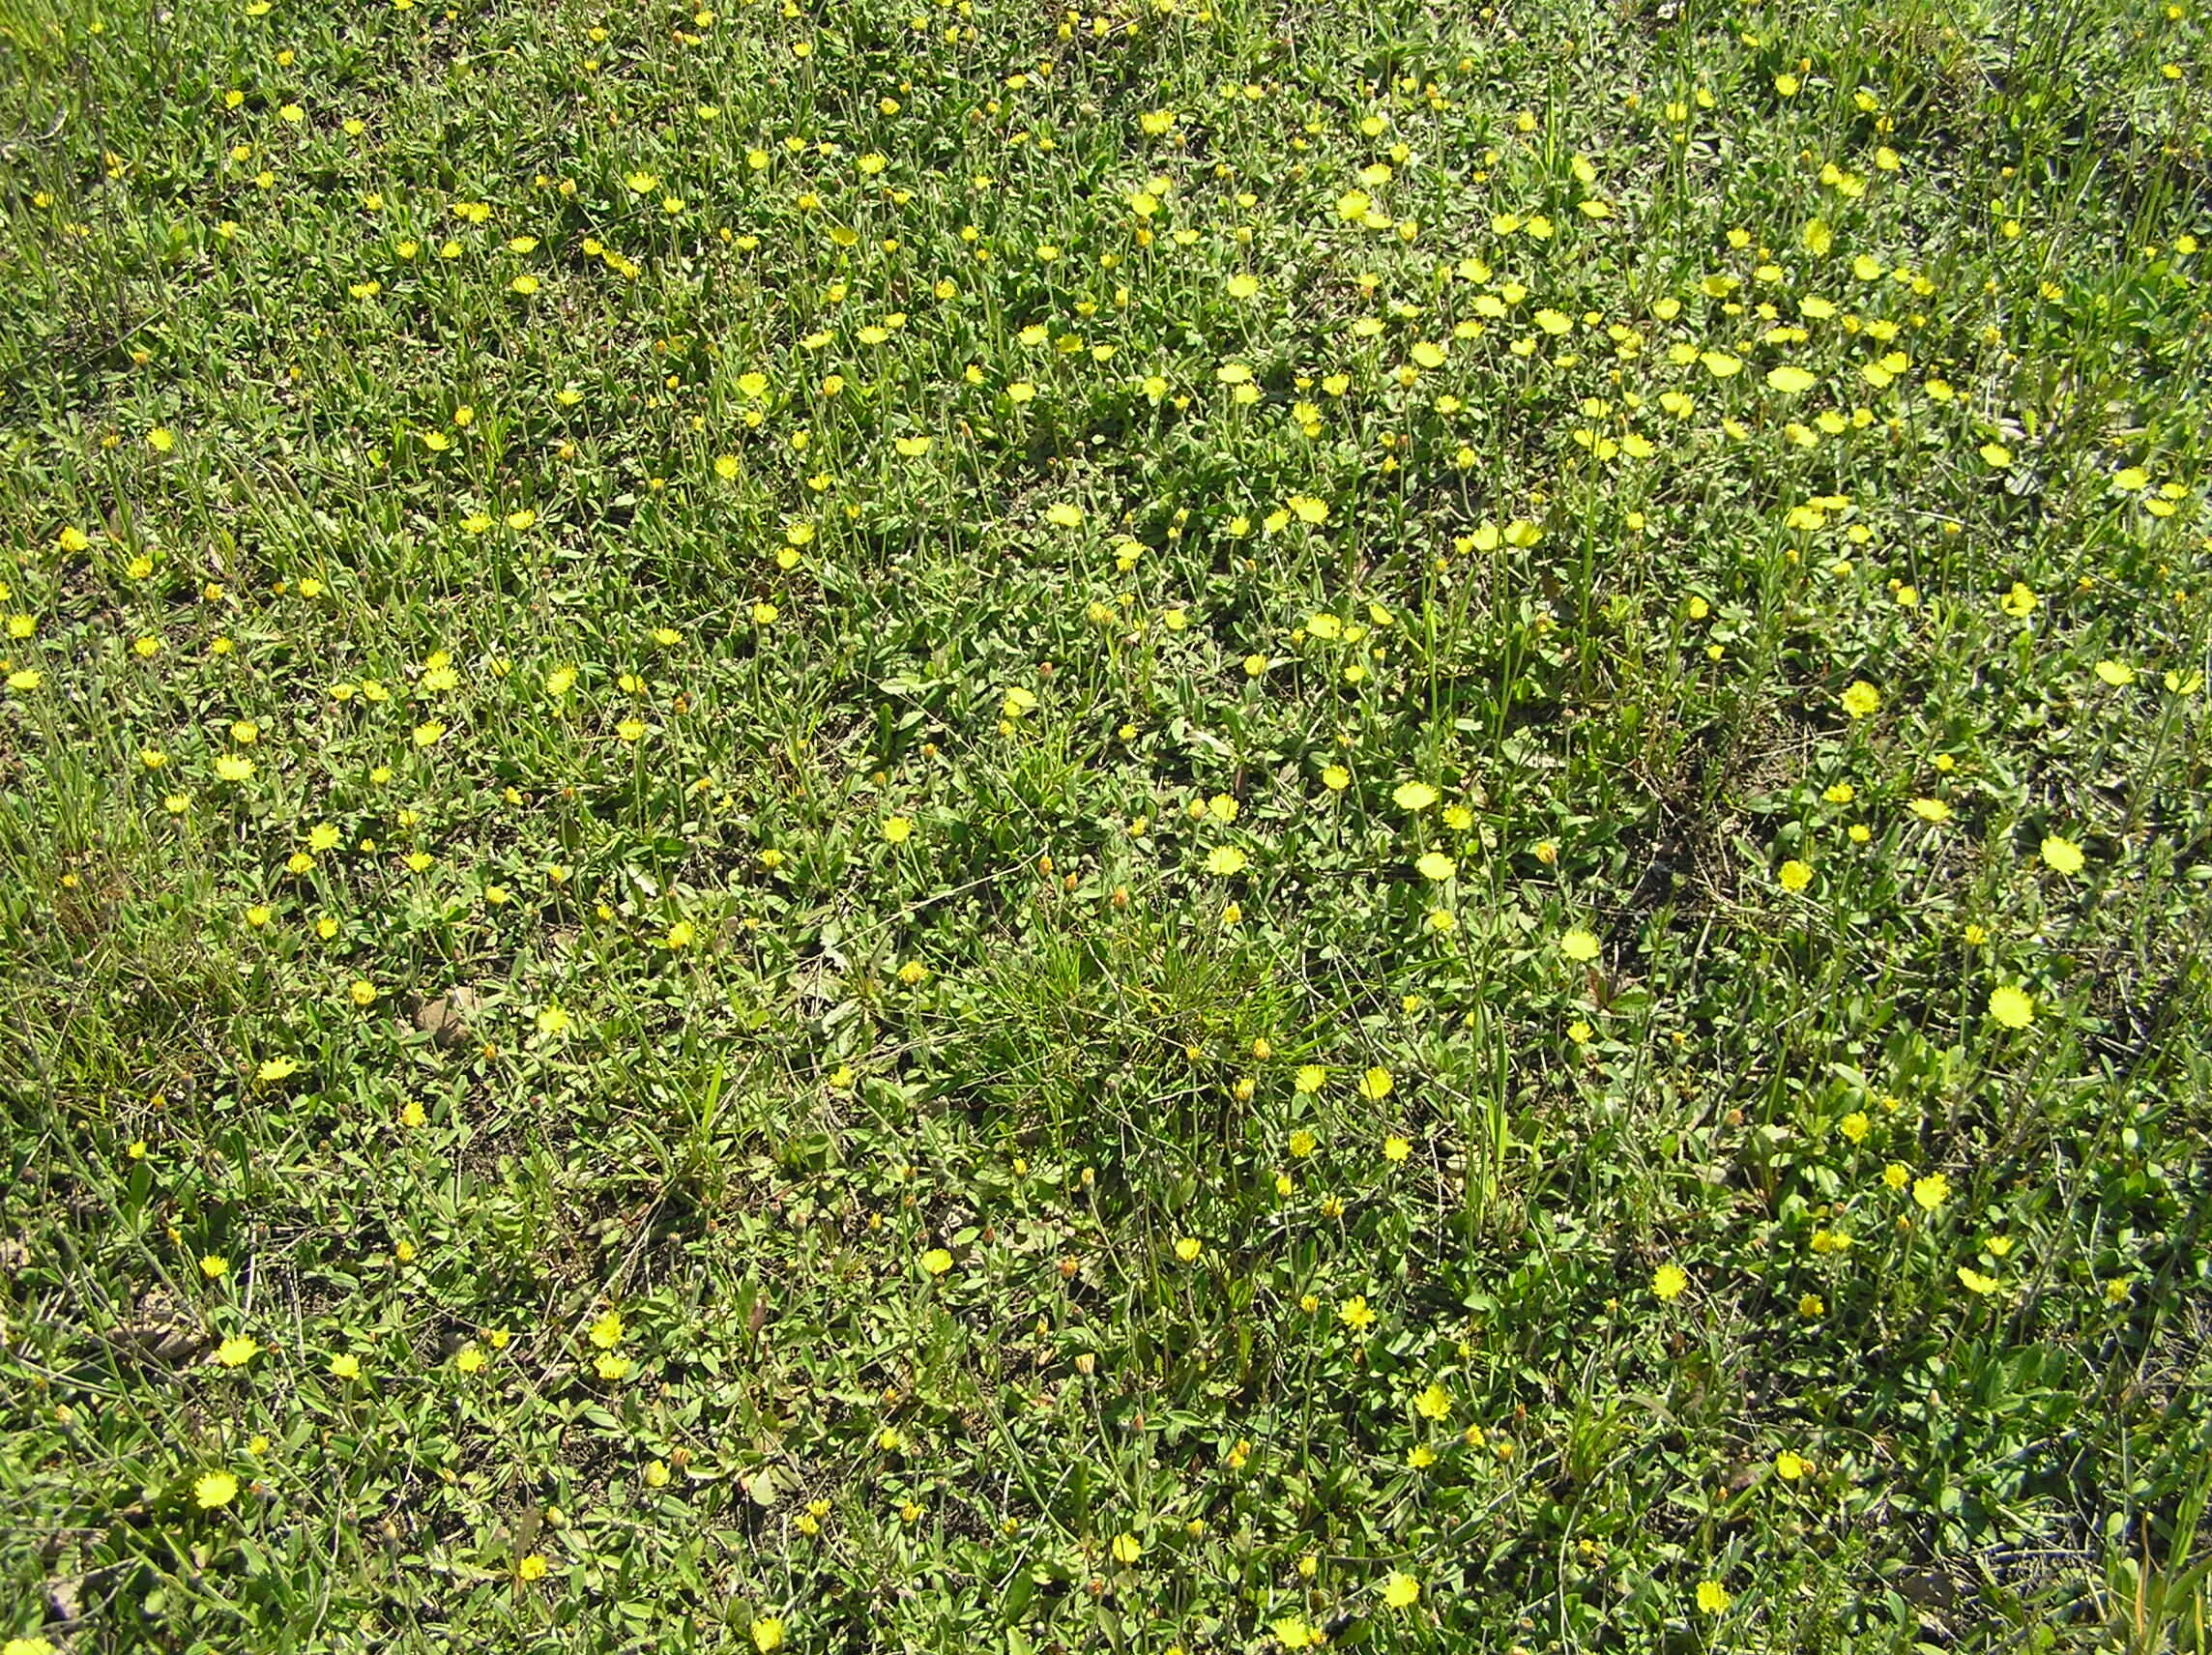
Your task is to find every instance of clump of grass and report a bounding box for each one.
[1,0,2209,1648]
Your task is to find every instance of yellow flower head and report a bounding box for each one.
[2038,835,2083,875]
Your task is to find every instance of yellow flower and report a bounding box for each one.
[1988,984,2034,1029]
[1839,680,1880,718]
[920,1248,953,1276]
[1559,928,1601,963]
[1045,503,1084,528]
[883,814,914,844]
[193,1470,239,1509]
[255,1057,299,1084]
[751,1617,785,1653]
[1908,798,1952,824]
[1338,1294,1378,1331]
[1206,844,1249,876]
[595,1351,631,1381]
[2093,660,2136,687]
[1652,1263,1688,1301]
[1288,1129,1318,1158]
[1777,859,1813,891]
[588,1311,625,1350]
[1765,364,1816,393]
[200,1254,228,1279]
[1775,1450,1811,1481]
[1111,1532,1142,1565]
[330,1353,361,1380]
[1174,1236,1201,1263]
[1294,1064,1325,1093]
[1415,852,1456,881]
[1383,1134,1412,1162]
[215,1335,258,1368]
[413,720,447,747]
[517,1553,549,1581]
[2039,835,2083,875]
[1696,1580,1732,1613]
[1356,1065,1392,1100]
[1414,1382,1450,1420]
[1911,1173,1950,1211]
[1382,1572,1420,1608]
[1957,1266,1998,1295]
[1273,1617,1317,1651]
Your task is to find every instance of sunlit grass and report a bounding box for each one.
[1,0,2210,1648]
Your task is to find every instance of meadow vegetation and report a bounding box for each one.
[2,0,2210,1646]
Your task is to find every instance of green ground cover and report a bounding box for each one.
[2,0,2210,1646]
